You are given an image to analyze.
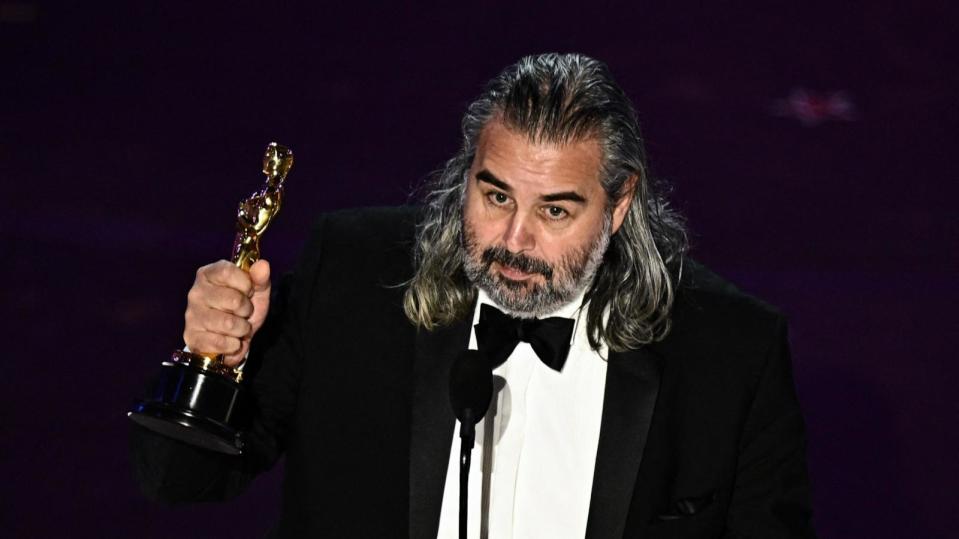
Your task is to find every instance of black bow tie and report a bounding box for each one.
[474,303,575,371]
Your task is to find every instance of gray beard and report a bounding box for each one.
[461,214,611,318]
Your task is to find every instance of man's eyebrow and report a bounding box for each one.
[476,170,511,191]
[541,191,587,204]
[476,169,587,204]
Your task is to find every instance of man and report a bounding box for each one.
[132,53,816,538]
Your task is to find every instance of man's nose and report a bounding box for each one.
[502,212,535,253]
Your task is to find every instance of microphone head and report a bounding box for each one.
[449,349,493,424]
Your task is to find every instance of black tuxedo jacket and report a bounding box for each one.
[132,206,815,538]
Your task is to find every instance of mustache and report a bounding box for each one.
[481,245,554,280]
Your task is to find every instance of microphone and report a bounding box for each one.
[448,349,493,539]
[450,349,493,434]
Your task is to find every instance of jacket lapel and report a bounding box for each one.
[585,346,663,539]
[408,314,473,539]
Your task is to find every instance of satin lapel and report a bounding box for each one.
[585,347,663,539]
[408,315,473,539]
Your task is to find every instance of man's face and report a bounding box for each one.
[462,121,633,317]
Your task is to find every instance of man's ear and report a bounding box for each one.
[610,174,638,235]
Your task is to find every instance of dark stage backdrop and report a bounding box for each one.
[3,2,956,537]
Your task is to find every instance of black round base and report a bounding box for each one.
[129,404,242,455]
[129,361,248,455]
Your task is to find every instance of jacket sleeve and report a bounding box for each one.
[129,216,328,504]
[724,319,817,538]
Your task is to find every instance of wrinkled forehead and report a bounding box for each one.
[476,120,573,155]
[490,107,605,148]
[470,120,604,188]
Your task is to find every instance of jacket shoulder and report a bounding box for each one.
[296,206,420,281]
[678,260,784,326]
[654,260,787,370]
[314,205,420,246]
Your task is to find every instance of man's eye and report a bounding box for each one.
[545,206,568,219]
[488,192,510,205]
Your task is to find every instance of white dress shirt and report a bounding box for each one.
[436,289,609,538]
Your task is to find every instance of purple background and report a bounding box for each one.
[3,2,956,537]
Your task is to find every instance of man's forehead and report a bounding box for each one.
[472,121,603,188]
[475,120,602,154]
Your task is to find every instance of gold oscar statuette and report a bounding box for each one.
[129,143,294,455]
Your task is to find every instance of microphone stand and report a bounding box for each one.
[449,349,491,539]
[459,409,476,539]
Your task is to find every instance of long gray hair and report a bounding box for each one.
[403,53,688,351]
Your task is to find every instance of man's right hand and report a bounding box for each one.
[183,259,271,367]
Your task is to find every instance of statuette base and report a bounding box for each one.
[129,360,247,455]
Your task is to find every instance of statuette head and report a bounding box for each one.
[262,142,294,184]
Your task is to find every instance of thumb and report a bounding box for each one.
[249,259,271,294]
